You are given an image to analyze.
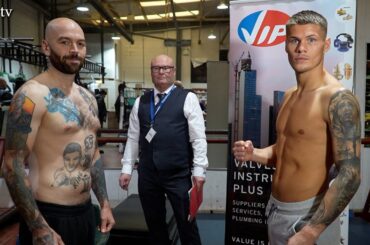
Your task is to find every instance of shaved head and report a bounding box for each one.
[45,18,84,41]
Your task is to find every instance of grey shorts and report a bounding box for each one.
[265,195,340,245]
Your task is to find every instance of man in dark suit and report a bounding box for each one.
[119,54,208,245]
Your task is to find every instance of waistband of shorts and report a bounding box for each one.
[269,194,323,213]
[36,198,93,216]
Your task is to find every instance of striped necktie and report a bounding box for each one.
[155,93,165,110]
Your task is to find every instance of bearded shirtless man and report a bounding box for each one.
[233,10,360,245]
[2,18,115,245]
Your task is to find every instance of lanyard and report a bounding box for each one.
[150,86,176,125]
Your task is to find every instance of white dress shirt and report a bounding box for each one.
[121,84,208,178]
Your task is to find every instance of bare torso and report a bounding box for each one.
[25,73,100,205]
[273,76,343,202]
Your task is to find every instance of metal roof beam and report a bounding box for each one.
[89,0,134,44]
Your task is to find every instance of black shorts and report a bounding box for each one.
[19,199,96,245]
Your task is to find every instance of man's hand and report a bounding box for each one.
[193,176,205,191]
[99,206,115,233]
[233,140,254,161]
[287,232,315,245]
[32,226,64,245]
[119,173,131,190]
[287,226,319,245]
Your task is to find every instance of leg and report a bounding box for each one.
[164,173,201,245]
[266,198,295,245]
[35,200,96,245]
[138,170,171,245]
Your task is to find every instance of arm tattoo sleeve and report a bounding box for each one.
[309,90,361,227]
[91,157,108,206]
[3,92,48,232]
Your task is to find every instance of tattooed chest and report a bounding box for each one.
[44,88,99,129]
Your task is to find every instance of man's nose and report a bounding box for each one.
[69,42,79,53]
[296,41,307,53]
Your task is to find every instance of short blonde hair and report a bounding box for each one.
[286,10,327,37]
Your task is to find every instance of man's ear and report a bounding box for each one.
[324,37,331,53]
[42,39,50,56]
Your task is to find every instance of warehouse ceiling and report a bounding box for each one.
[24,0,230,43]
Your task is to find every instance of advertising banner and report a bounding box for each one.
[226,0,356,244]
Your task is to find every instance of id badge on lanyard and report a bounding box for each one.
[145,86,175,142]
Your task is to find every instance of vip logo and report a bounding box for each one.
[238,10,290,47]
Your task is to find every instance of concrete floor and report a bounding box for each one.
[100,143,123,169]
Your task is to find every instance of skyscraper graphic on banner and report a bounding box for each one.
[242,65,262,148]
[241,53,285,147]
[269,91,285,144]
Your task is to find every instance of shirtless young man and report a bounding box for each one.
[233,10,360,245]
[2,18,115,244]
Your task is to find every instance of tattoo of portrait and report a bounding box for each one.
[44,88,83,126]
[6,92,34,150]
[309,90,361,227]
[328,90,361,160]
[50,142,91,193]
[91,158,108,205]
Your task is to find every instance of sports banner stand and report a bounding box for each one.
[226,0,356,244]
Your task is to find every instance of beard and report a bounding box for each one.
[48,48,85,74]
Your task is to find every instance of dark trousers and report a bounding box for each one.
[19,199,96,245]
[138,167,202,245]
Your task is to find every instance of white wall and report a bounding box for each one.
[116,24,229,90]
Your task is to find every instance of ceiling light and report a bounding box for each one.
[174,0,200,3]
[140,0,200,7]
[140,1,165,7]
[112,36,121,40]
[217,1,228,10]
[123,10,199,20]
[95,20,108,24]
[135,14,162,20]
[76,6,89,12]
[159,10,199,18]
[208,31,216,39]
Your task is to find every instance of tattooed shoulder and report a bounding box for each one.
[328,89,361,161]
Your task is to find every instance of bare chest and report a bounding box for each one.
[42,88,100,134]
[277,93,327,140]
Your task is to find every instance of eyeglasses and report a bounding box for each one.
[151,66,175,73]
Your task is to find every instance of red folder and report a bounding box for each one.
[188,182,203,221]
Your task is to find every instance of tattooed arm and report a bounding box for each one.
[2,84,64,244]
[90,147,115,233]
[288,89,361,244]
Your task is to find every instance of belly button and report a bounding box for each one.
[298,129,304,135]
